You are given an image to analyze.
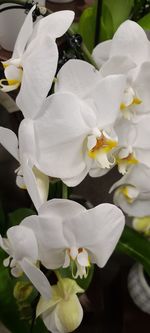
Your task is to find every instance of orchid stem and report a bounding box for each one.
[55,270,62,281]
[68,26,99,69]
[62,183,68,199]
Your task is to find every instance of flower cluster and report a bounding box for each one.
[2,4,150,332]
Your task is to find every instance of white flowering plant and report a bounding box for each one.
[0,0,150,332]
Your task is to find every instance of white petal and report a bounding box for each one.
[89,75,126,127]
[63,203,125,267]
[113,189,150,217]
[3,256,11,267]
[12,5,35,59]
[4,65,22,81]
[7,225,38,262]
[0,127,19,161]
[17,36,58,119]
[110,20,150,65]
[34,93,94,179]
[55,59,100,98]
[100,55,135,77]
[20,258,51,299]
[92,40,112,68]
[36,10,75,39]
[110,164,150,194]
[22,200,86,269]
[77,249,89,267]
[115,118,137,147]
[21,154,49,211]
[11,265,23,277]
[133,62,150,113]
[38,198,86,218]
[62,166,90,187]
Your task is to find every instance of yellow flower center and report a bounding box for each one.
[119,185,139,204]
[88,133,117,159]
[116,152,139,174]
[120,97,142,111]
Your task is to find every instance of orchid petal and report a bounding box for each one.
[55,59,100,98]
[56,295,83,333]
[20,258,51,300]
[100,55,136,77]
[12,5,35,59]
[38,198,86,218]
[113,190,150,217]
[7,225,38,262]
[36,10,75,39]
[62,167,90,187]
[92,40,111,68]
[132,62,150,113]
[36,295,60,318]
[110,20,150,65]
[89,75,126,127]
[16,36,58,119]
[110,164,150,194]
[22,200,86,269]
[21,154,49,211]
[63,203,125,267]
[0,127,19,161]
[34,93,94,179]
[4,65,22,82]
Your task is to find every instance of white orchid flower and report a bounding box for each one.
[0,120,49,210]
[0,225,51,299]
[110,164,150,217]
[93,20,150,71]
[114,115,150,174]
[92,21,150,121]
[31,69,126,186]
[0,6,74,119]
[21,199,125,279]
[36,278,84,333]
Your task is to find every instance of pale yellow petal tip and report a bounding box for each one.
[133,216,150,236]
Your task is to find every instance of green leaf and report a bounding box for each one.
[117,225,150,276]
[78,5,97,52]
[138,13,150,30]
[101,0,134,40]
[78,0,134,52]
[8,208,36,227]
[71,22,79,34]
